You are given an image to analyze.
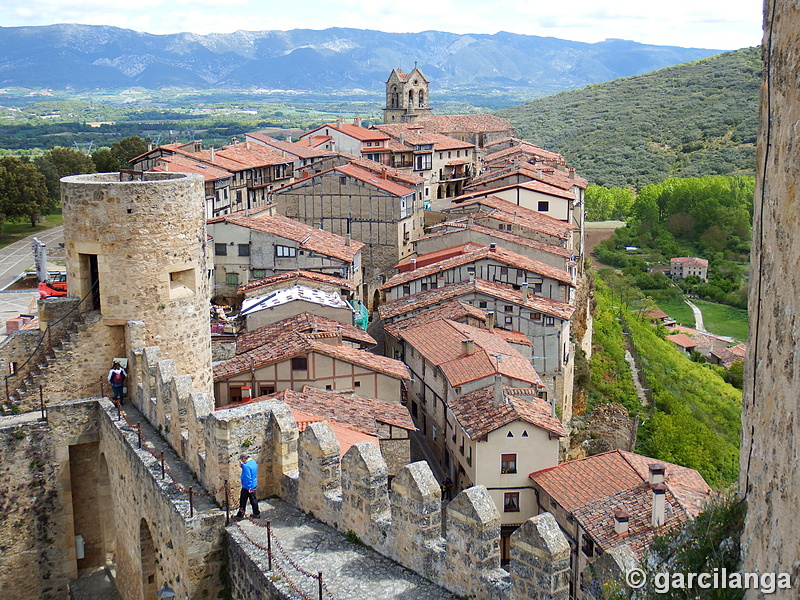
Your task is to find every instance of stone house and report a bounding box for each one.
[270,163,425,303]
[380,243,575,304]
[213,325,409,406]
[709,342,747,368]
[207,211,364,301]
[670,256,709,281]
[529,450,712,599]
[300,117,392,163]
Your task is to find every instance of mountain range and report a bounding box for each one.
[0,24,723,98]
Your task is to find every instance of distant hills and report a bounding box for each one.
[0,24,723,102]
[497,47,761,188]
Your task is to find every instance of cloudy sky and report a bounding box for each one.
[0,0,763,50]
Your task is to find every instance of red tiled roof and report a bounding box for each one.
[150,154,232,182]
[343,155,425,185]
[333,164,416,197]
[380,244,574,290]
[397,319,543,387]
[306,122,390,143]
[383,301,489,338]
[245,132,334,160]
[373,124,476,151]
[671,256,709,268]
[450,385,565,439]
[483,141,565,164]
[211,213,363,263]
[290,407,379,456]
[214,329,408,381]
[529,449,711,516]
[455,179,575,202]
[206,205,275,224]
[377,278,575,322]
[236,313,374,352]
[418,114,514,134]
[444,196,574,240]
[394,242,485,271]
[467,163,588,192]
[644,308,670,320]
[665,333,697,349]
[239,270,356,293]
[493,328,532,346]
[710,343,747,368]
[418,222,574,259]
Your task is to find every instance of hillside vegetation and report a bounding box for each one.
[496,47,761,188]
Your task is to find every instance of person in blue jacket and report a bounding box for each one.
[235,453,260,519]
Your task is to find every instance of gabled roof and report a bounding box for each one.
[710,343,747,368]
[150,154,232,182]
[396,319,543,388]
[665,333,697,349]
[239,270,356,294]
[342,155,425,186]
[467,162,588,191]
[395,242,485,271]
[444,195,575,240]
[245,132,334,160]
[483,142,566,165]
[417,222,574,259]
[671,256,709,267]
[334,164,416,197]
[450,385,565,439]
[213,329,409,381]
[380,244,574,291]
[236,312,374,353]
[208,213,363,263]
[383,301,489,338]
[377,277,575,322]
[305,122,390,143]
[530,449,712,557]
[373,124,475,151]
[455,178,575,203]
[418,114,514,134]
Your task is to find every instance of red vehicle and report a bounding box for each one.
[38,272,68,299]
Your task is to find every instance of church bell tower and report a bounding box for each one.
[383,64,433,124]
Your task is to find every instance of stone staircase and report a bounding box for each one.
[8,310,110,411]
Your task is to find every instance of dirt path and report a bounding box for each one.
[685,299,705,331]
[585,227,618,270]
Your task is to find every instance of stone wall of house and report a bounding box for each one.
[740,5,800,596]
[60,172,213,395]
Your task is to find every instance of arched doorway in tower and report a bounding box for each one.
[139,519,158,600]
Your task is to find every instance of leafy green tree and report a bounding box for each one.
[34,146,96,207]
[0,157,50,227]
[92,136,150,171]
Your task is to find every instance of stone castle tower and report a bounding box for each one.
[60,172,213,394]
[383,65,433,123]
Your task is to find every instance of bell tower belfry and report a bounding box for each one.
[383,64,433,124]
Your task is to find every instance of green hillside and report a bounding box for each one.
[496,47,761,188]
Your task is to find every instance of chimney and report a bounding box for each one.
[489,243,497,251]
[194,140,202,153]
[148,143,153,151]
[210,147,215,162]
[461,338,475,355]
[354,116,362,127]
[613,509,630,536]
[651,482,667,527]
[568,167,575,179]
[493,374,503,407]
[467,215,474,226]
[648,463,666,485]
[486,310,495,329]
[537,168,543,178]
[521,281,529,300]
[438,265,445,278]
[336,117,345,128]
[346,233,351,246]
[241,386,252,400]
[409,258,417,271]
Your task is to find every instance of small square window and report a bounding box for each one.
[505,316,513,325]
[504,305,514,313]
[340,176,347,185]
[252,269,266,279]
[291,356,308,371]
[403,285,411,296]
[530,312,542,321]
[354,381,361,388]
[545,316,555,326]
[479,301,488,309]
[500,266,508,276]
[215,243,227,256]
[538,201,550,212]
[501,454,517,474]
[226,272,239,286]
[504,492,520,512]
[238,243,250,257]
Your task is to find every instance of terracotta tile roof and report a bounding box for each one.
[239,270,356,294]
[378,277,575,322]
[418,114,514,134]
[493,328,533,346]
[380,244,574,290]
[483,141,565,164]
[236,312,374,352]
[397,319,543,387]
[282,387,415,432]
[529,449,711,517]
[206,205,275,224]
[710,343,747,368]
[333,163,416,197]
[419,222,574,259]
[671,256,709,268]
[450,385,565,439]
[383,301,488,338]
[373,124,475,151]
[214,329,408,381]
[306,122,390,143]
[150,154,232,182]
[444,196,575,240]
[644,308,670,320]
[467,163,588,191]
[245,132,334,159]
[665,333,697,349]
[290,407,379,456]
[342,155,426,185]
[295,135,331,148]
[455,178,575,202]
[394,243,484,271]
[212,213,363,263]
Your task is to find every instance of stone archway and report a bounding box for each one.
[139,519,158,600]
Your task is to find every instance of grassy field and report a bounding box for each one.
[653,297,696,327]
[0,213,63,250]
[692,299,749,342]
